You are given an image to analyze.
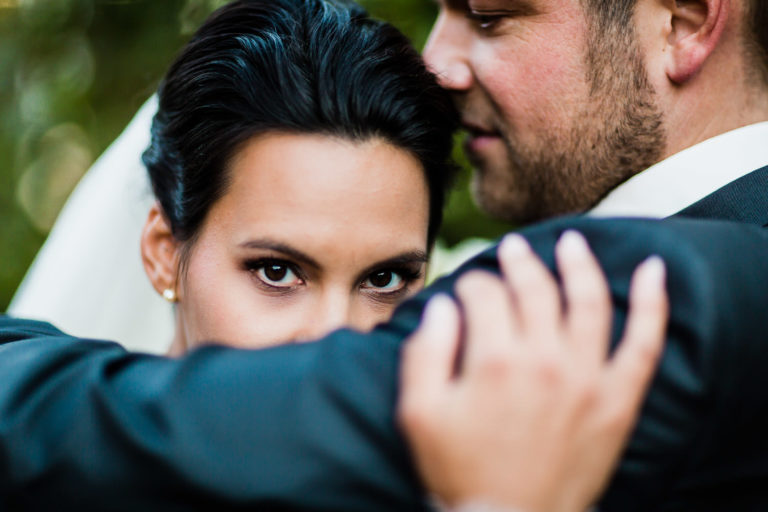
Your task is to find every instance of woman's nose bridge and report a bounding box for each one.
[319,290,353,332]
[295,288,355,342]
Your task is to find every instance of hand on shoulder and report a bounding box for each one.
[398,231,668,512]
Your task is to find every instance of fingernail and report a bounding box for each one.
[500,233,530,260]
[636,256,666,295]
[556,230,590,259]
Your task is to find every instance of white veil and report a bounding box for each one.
[9,95,174,354]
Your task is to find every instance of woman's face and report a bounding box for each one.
[167,133,430,351]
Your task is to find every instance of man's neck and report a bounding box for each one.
[589,121,768,218]
[659,69,768,162]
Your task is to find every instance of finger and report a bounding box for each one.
[555,231,612,363]
[606,256,668,412]
[400,294,462,401]
[498,233,562,344]
[456,271,519,374]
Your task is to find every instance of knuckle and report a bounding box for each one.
[516,283,559,316]
[563,255,600,281]
[573,379,599,409]
[574,289,609,311]
[533,353,565,387]
[568,277,609,307]
[514,267,555,297]
[477,351,515,380]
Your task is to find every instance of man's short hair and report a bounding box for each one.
[584,0,768,84]
[744,0,768,84]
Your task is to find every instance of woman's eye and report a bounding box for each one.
[255,263,301,287]
[363,270,405,291]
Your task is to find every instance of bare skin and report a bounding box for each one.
[423,0,768,222]
[141,133,430,353]
[399,232,668,511]
[399,4,768,498]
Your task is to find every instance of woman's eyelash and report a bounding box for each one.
[399,267,423,281]
[243,259,422,294]
[243,258,304,281]
[362,266,423,295]
[374,266,422,282]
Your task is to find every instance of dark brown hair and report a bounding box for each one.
[143,0,459,249]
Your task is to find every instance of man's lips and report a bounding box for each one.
[462,122,502,153]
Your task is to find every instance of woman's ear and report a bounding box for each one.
[665,0,730,84]
[141,203,181,300]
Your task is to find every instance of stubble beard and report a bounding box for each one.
[474,24,667,225]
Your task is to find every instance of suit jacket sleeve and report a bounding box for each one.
[1,216,767,511]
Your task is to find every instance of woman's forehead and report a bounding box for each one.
[196,132,431,264]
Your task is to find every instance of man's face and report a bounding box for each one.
[424,0,666,223]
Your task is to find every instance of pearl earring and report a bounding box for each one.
[162,288,177,303]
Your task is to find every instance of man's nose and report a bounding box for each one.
[423,10,473,91]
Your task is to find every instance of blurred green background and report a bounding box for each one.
[0,0,512,312]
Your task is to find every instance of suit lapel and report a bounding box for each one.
[673,165,768,226]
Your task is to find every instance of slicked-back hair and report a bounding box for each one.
[583,0,768,83]
[143,0,459,249]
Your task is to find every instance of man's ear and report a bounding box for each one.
[665,0,730,84]
[141,203,181,299]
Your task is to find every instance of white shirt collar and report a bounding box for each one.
[588,121,768,218]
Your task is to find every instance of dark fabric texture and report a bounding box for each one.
[2,216,768,511]
[675,165,768,227]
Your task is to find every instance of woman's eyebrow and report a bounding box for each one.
[358,250,429,277]
[238,238,321,269]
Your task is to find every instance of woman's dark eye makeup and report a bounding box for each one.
[245,258,304,290]
[366,270,402,289]
[362,266,421,293]
[244,257,423,297]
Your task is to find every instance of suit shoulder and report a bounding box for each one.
[0,315,68,343]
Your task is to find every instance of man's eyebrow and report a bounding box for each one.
[238,238,321,269]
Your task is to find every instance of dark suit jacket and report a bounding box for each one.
[2,173,768,510]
